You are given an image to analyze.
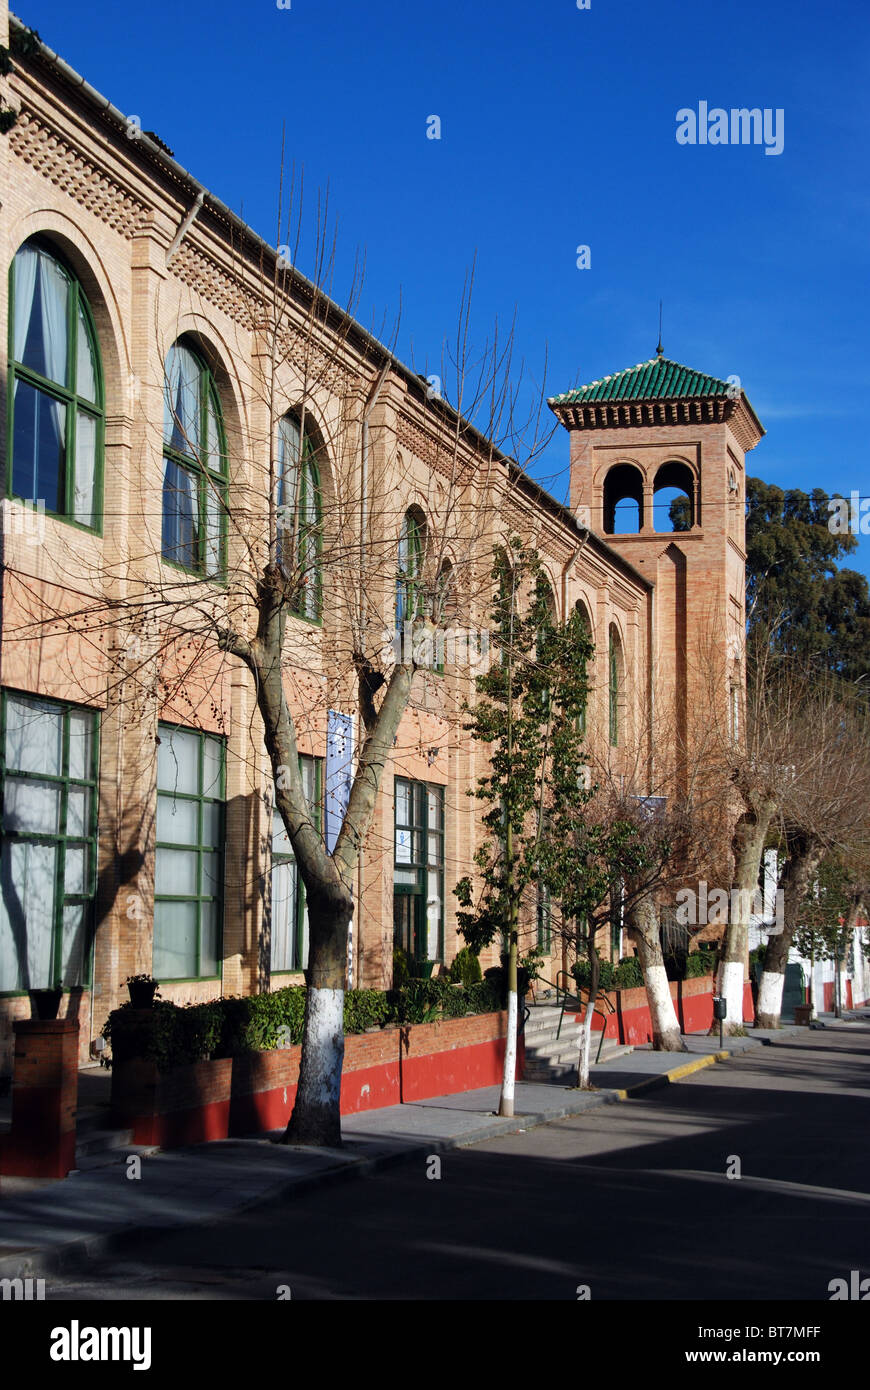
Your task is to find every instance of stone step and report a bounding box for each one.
[523,1040,634,1084]
[75,1126,134,1159]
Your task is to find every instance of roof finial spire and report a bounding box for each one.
[656,300,664,357]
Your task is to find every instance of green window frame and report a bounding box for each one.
[162,340,227,578]
[396,510,425,629]
[276,414,322,622]
[7,238,104,533]
[609,630,619,747]
[154,723,225,981]
[393,777,444,965]
[0,690,100,994]
[270,755,323,974]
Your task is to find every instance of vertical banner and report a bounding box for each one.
[325,710,353,852]
[326,710,354,985]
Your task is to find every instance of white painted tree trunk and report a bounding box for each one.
[719,959,746,1030]
[577,995,595,1088]
[499,988,517,1117]
[756,969,784,1026]
[629,897,685,1050]
[645,962,685,1049]
[286,986,345,1146]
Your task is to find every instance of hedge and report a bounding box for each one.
[571,951,717,993]
[103,977,503,1072]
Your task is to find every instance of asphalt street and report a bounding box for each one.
[42,1022,870,1301]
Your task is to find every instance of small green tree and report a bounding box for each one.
[542,795,686,1081]
[454,540,592,1116]
[794,856,854,1017]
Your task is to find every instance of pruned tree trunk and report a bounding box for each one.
[499,832,519,1118]
[757,837,821,1028]
[222,569,414,1147]
[283,888,352,1147]
[628,895,685,1051]
[721,794,776,1032]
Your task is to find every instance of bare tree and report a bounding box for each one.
[4,176,560,1144]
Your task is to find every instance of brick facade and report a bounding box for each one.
[0,4,760,1075]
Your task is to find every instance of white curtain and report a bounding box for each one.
[0,840,56,991]
[163,459,197,562]
[154,900,197,978]
[76,303,97,403]
[13,246,39,363]
[276,416,300,564]
[164,344,199,456]
[74,410,96,527]
[157,725,200,795]
[271,858,296,972]
[204,482,222,577]
[38,254,69,461]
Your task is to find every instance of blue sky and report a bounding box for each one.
[16,0,870,576]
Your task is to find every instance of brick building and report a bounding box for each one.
[0,5,763,1072]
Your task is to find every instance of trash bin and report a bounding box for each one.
[794,1004,812,1025]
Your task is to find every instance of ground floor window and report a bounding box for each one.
[154,723,224,980]
[393,778,443,967]
[271,755,322,974]
[0,690,99,992]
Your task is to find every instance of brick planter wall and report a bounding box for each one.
[568,976,735,1045]
[0,1020,79,1177]
[111,1008,519,1148]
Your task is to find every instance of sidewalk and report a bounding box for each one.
[0,1018,840,1281]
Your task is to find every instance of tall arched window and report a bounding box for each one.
[609,628,621,747]
[396,509,425,628]
[574,601,592,736]
[276,413,322,621]
[9,239,103,530]
[162,340,227,577]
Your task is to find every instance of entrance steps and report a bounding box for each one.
[523,1003,633,1084]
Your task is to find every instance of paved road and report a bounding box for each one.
[43,1022,870,1300]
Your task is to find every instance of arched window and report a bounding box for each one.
[603,463,644,534]
[276,413,322,621]
[435,559,456,624]
[9,239,103,530]
[162,340,227,576]
[396,509,425,628]
[653,460,695,532]
[609,627,621,747]
[574,601,592,735]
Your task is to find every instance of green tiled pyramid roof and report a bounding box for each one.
[549,357,731,406]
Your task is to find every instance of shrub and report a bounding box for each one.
[103,976,505,1070]
[393,947,410,989]
[684,949,717,980]
[571,959,616,993]
[449,947,482,988]
[343,989,394,1034]
[613,956,644,989]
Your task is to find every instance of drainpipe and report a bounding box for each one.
[166,190,205,265]
[353,359,390,989]
[561,532,588,618]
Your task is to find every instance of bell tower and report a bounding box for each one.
[549,353,764,782]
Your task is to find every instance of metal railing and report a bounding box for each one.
[529,971,618,1064]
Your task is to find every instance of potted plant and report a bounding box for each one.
[28,985,63,1020]
[126,974,160,1009]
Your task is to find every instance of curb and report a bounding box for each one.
[619,1050,724,1096]
[0,1029,801,1282]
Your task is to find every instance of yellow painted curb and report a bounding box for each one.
[623,1050,730,1096]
